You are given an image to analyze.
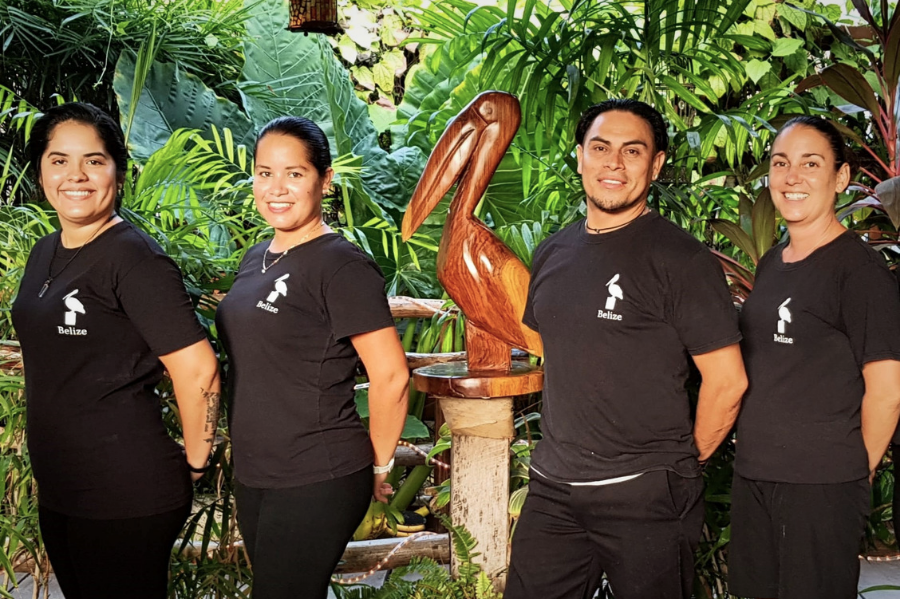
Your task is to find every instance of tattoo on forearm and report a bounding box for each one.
[201,387,221,445]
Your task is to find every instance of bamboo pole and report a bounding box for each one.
[388,296,455,319]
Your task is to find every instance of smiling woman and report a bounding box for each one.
[729,116,900,599]
[767,118,851,251]
[252,119,334,250]
[38,121,122,237]
[10,103,221,599]
[215,116,409,599]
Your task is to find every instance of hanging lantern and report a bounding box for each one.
[288,0,343,35]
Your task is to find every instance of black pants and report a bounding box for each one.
[39,502,190,599]
[506,469,705,599]
[728,473,869,599]
[234,466,372,599]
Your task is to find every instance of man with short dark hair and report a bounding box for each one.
[505,99,748,599]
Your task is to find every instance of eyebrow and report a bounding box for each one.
[588,135,648,148]
[255,164,310,170]
[771,152,826,159]
[46,151,109,159]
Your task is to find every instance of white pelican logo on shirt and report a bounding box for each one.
[605,274,623,309]
[58,289,87,336]
[598,274,624,321]
[267,274,290,303]
[774,298,793,344]
[257,274,289,314]
[63,289,84,325]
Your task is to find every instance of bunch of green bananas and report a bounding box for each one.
[353,504,430,541]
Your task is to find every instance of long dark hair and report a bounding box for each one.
[254,116,332,176]
[28,102,128,210]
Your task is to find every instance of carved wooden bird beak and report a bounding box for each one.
[401,92,520,241]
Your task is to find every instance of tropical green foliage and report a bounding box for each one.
[0,0,250,115]
[794,0,900,232]
[4,0,900,595]
[0,364,40,598]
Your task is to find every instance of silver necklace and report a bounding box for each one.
[261,224,322,274]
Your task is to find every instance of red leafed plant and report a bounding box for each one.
[794,0,900,225]
[709,187,778,303]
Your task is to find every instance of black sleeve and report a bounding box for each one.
[840,260,900,367]
[325,258,395,340]
[522,242,547,332]
[522,276,539,333]
[671,248,742,355]
[117,254,207,356]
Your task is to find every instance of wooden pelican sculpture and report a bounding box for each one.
[402,91,542,372]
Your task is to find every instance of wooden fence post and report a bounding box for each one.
[412,364,542,591]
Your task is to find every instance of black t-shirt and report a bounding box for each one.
[215,234,395,489]
[735,231,900,484]
[11,221,206,519]
[523,213,741,482]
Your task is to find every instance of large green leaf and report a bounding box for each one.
[239,0,359,137]
[771,38,804,57]
[395,40,483,154]
[238,0,423,212]
[113,53,255,163]
[745,59,771,84]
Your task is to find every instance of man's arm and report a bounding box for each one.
[861,359,900,479]
[691,343,748,462]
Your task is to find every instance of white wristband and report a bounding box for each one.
[373,458,395,475]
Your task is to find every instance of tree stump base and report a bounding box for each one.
[412,361,542,591]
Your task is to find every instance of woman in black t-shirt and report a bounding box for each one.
[728,117,900,599]
[215,117,409,599]
[10,103,221,599]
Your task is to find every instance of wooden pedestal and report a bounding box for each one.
[412,361,542,590]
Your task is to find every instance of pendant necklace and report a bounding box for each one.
[39,214,116,299]
[584,207,649,234]
[261,222,323,274]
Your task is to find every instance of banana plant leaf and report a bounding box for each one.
[113,53,256,163]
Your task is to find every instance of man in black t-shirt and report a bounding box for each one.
[504,100,748,599]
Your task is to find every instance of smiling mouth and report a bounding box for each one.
[267,202,293,209]
[783,193,809,200]
[61,190,93,199]
[599,179,626,186]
